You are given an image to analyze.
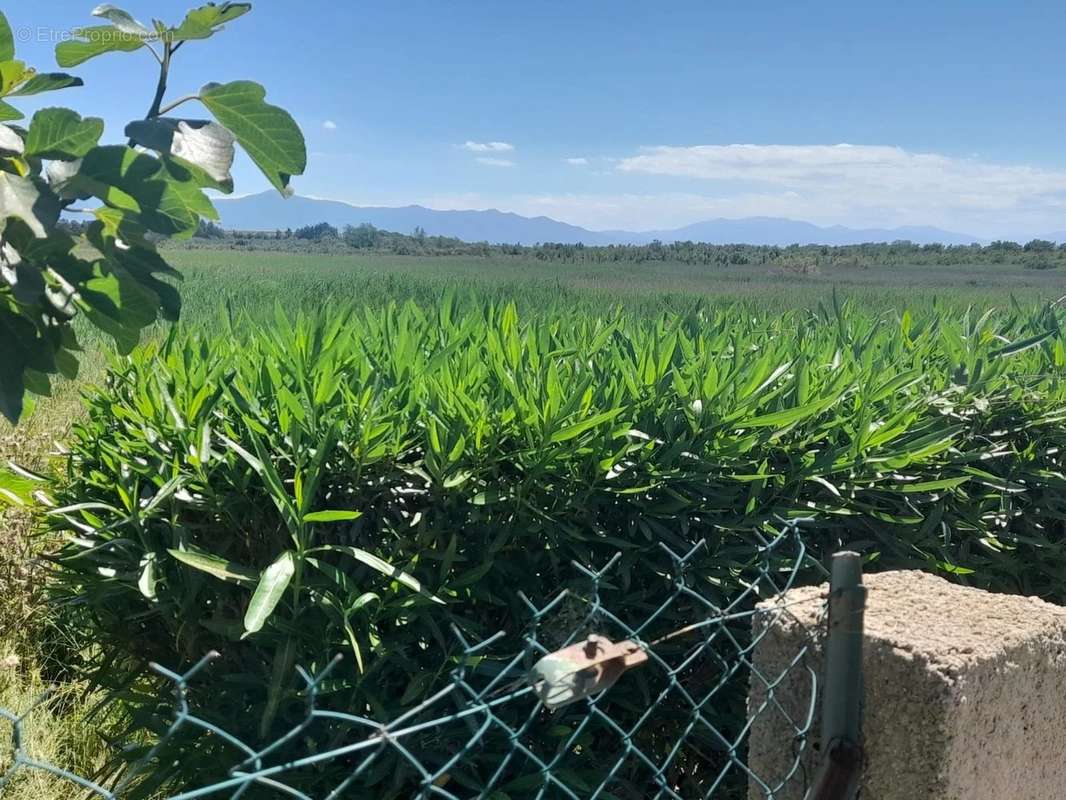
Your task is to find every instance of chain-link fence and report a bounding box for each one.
[2,521,833,799]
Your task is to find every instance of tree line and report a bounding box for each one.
[155,219,1066,268]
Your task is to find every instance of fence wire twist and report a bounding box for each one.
[2,521,829,799]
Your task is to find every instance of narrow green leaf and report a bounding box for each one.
[312,544,445,604]
[244,550,295,634]
[550,408,623,443]
[742,397,835,429]
[303,509,362,523]
[167,547,257,586]
[137,553,157,599]
[259,636,296,738]
[990,330,1054,358]
[899,476,971,493]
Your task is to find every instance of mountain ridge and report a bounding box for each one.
[215,191,987,246]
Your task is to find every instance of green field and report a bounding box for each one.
[3,246,1066,798]
[9,246,1061,449]
[162,248,1066,319]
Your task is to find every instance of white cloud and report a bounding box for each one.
[342,142,1066,238]
[417,183,1066,238]
[323,120,338,130]
[462,141,514,153]
[614,143,1066,234]
[565,157,589,166]
[475,157,515,168]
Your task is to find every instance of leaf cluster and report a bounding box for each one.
[0,4,305,423]
[36,296,1066,795]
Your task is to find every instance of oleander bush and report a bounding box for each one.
[41,295,1066,796]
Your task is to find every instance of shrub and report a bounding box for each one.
[43,296,1066,795]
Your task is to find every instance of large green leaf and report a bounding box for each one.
[167,547,257,586]
[0,13,14,62]
[74,145,214,236]
[24,108,103,160]
[169,3,252,41]
[244,550,295,634]
[9,73,84,97]
[56,26,144,68]
[199,81,306,193]
[81,259,161,332]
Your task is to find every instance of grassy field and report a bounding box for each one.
[7,246,1060,441]
[163,248,1066,317]
[1,247,1065,796]
[13,246,1060,436]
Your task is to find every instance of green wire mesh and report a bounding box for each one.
[1,520,829,799]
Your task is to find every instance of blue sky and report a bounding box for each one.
[9,1,1066,236]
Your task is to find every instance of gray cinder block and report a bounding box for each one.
[747,570,1066,800]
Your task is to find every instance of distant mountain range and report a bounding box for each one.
[215,192,991,246]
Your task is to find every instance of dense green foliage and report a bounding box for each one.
[0,4,305,424]
[40,294,1066,794]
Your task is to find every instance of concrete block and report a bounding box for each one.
[747,570,1066,800]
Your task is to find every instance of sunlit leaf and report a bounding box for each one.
[199,81,306,193]
[55,25,144,67]
[168,547,258,586]
[313,545,445,604]
[9,73,84,97]
[0,172,57,237]
[90,5,153,37]
[303,509,362,523]
[24,108,103,160]
[126,117,235,188]
[244,550,295,634]
[168,3,252,41]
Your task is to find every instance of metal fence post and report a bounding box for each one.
[808,551,866,800]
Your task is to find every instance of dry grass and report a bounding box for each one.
[1,379,86,656]
[0,653,108,799]
[1,373,108,800]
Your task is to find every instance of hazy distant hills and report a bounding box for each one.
[216,192,986,246]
